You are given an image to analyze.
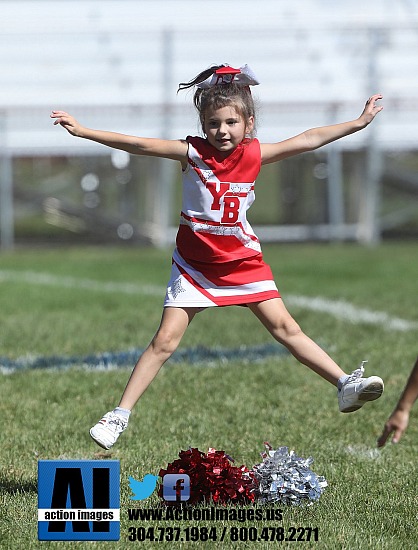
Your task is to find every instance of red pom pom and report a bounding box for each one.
[158,448,256,505]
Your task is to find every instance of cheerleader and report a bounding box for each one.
[51,64,384,449]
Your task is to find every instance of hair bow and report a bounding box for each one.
[196,64,260,89]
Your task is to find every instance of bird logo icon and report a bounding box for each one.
[128,474,159,501]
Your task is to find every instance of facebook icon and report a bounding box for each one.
[162,474,190,502]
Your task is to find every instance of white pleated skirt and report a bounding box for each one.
[164,248,280,308]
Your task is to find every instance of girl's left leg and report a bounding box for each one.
[248,298,345,386]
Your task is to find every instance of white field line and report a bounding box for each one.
[0,269,416,332]
[0,269,164,296]
[285,295,417,332]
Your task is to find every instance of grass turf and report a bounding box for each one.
[0,242,417,549]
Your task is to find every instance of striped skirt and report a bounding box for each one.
[164,248,280,308]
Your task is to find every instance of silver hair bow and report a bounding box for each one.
[196,64,260,89]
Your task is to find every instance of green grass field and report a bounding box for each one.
[0,242,417,549]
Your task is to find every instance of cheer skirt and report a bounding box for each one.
[164,248,280,308]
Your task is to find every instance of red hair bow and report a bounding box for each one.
[196,64,260,88]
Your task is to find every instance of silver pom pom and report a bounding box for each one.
[252,443,327,506]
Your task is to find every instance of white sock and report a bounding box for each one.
[114,407,131,420]
[337,374,350,390]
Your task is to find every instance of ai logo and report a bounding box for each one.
[38,460,120,541]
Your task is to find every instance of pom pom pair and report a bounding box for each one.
[158,443,327,506]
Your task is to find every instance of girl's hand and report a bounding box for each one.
[50,110,84,137]
[377,408,409,447]
[358,94,383,127]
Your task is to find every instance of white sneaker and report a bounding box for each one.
[90,411,128,449]
[338,361,384,413]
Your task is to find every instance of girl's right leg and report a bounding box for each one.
[90,306,199,449]
[119,306,199,410]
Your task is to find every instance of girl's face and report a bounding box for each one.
[203,105,254,154]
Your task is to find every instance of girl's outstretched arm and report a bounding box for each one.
[50,111,188,165]
[260,94,383,165]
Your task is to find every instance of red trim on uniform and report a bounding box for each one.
[174,259,280,306]
[186,136,261,190]
[177,226,259,262]
[176,265,217,304]
[180,211,259,242]
[214,290,280,306]
[183,254,277,287]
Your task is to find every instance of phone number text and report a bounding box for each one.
[128,526,319,542]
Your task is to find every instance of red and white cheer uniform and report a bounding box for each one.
[164,136,280,307]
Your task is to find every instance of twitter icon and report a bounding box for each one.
[129,474,159,501]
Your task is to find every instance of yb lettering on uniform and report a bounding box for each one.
[38,460,120,541]
[206,180,250,224]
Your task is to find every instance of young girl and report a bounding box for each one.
[51,64,384,450]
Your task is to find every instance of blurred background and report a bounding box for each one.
[1,0,418,250]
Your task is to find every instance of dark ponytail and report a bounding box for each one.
[177,64,226,93]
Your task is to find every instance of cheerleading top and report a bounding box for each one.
[175,136,262,264]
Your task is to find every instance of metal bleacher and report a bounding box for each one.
[1,0,418,152]
[1,0,418,247]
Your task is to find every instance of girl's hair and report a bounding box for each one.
[178,65,257,137]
